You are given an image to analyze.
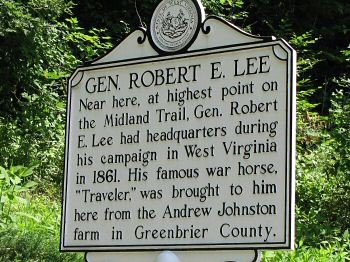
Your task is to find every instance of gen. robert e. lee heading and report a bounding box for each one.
[83,55,271,93]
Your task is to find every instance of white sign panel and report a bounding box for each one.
[61,0,295,253]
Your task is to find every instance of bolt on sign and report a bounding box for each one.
[61,0,296,255]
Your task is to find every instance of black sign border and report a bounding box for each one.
[61,39,295,253]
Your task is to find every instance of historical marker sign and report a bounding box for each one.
[61,0,296,253]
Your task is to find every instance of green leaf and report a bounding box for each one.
[20,165,37,178]
[23,181,37,189]
[10,176,21,185]
[0,167,9,180]
[15,212,40,222]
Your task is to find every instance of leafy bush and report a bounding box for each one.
[296,90,350,244]
[0,165,37,228]
[0,0,112,191]
[263,232,350,261]
[0,194,84,262]
[0,86,66,189]
[0,230,83,262]
[0,165,83,261]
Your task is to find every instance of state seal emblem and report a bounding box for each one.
[150,0,204,54]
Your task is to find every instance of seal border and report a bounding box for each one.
[148,0,204,55]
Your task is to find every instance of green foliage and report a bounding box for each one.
[0,0,112,117]
[0,165,37,228]
[0,231,84,262]
[0,195,84,262]
[64,17,113,61]
[203,0,248,24]
[0,0,73,116]
[327,89,350,177]
[0,0,112,190]
[0,0,71,189]
[296,89,350,244]
[0,84,65,187]
[263,233,350,261]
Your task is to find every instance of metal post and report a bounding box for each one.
[85,250,262,262]
[156,251,181,262]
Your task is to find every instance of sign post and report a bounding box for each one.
[61,0,296,261]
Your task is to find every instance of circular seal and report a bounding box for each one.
[150,0,203,54]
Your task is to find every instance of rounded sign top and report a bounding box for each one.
[150,0,204,54]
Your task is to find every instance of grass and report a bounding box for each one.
[0,194,84,262]
[263,238,350,261]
